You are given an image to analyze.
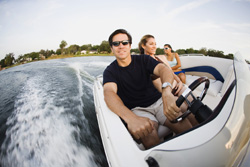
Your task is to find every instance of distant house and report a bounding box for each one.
[81,50,97,54]
[18,57,32,64]
[81,50,87,54]
[89,50,97,54]
[26,57,32,61]
[39,54,46,60]
[50,54,57,57]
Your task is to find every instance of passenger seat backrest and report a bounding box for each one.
[220,65,235,96]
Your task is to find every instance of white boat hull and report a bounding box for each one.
[93,53,250,167]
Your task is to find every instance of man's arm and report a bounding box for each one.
[153,63,181,121]
[103,82,154,139]
[155,55,183,94]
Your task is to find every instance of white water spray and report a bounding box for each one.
[1,75,97,167]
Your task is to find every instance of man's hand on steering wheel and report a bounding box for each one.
[171,77,210,123]
[162,90,181,121]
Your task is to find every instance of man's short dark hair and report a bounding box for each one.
[108,29,132,47]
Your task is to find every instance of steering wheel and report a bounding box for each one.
[171,77,210,123]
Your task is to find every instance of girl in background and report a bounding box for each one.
[164,44,186,84]
[139,35,198,126]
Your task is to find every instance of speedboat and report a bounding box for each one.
[93,52,250,167]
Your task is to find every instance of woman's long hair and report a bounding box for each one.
[138,34,154,54]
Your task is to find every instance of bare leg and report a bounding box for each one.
[176,89,199,126]
[163,117,192,134]
[141,121,160,149]
[178,73,186,84]
[187,114,199,126]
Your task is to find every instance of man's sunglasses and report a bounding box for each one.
[112,40,130,46]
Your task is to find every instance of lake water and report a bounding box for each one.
[0,56,115,167]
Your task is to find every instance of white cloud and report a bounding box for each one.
[0,0,250,61]
[233,0,250,2]
[163,0,216,20]
[224,23,250,33]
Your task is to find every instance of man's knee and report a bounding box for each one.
[141,121,160,149]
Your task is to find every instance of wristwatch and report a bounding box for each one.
[162,82,173,89]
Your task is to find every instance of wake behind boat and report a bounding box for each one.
[93,53,250,167]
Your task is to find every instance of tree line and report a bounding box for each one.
[0,40,111,68]
[131,47,234,60]
[0,40,239,69]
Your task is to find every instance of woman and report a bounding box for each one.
[138,35,183,95]
[138,34,198,126]
[164,44,186,84]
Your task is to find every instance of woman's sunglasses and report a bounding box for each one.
[164,47,170,50]
[112,40,130,47]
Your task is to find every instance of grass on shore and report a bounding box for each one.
[46,53,111,60]
[3,53,112,70]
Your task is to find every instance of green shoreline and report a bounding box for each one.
[47,53,111,60]
[2,53,112,70]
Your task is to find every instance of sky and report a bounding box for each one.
[0,0,250,61]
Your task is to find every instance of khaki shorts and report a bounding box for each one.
[131,98,167,125]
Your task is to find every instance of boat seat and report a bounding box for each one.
[186,75,223,96]
[184,65,235,110]
[156,65,235,141]
[220,65,234,96]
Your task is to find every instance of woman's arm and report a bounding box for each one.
[155,55,171,69]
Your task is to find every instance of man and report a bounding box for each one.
[103,29,192,149]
